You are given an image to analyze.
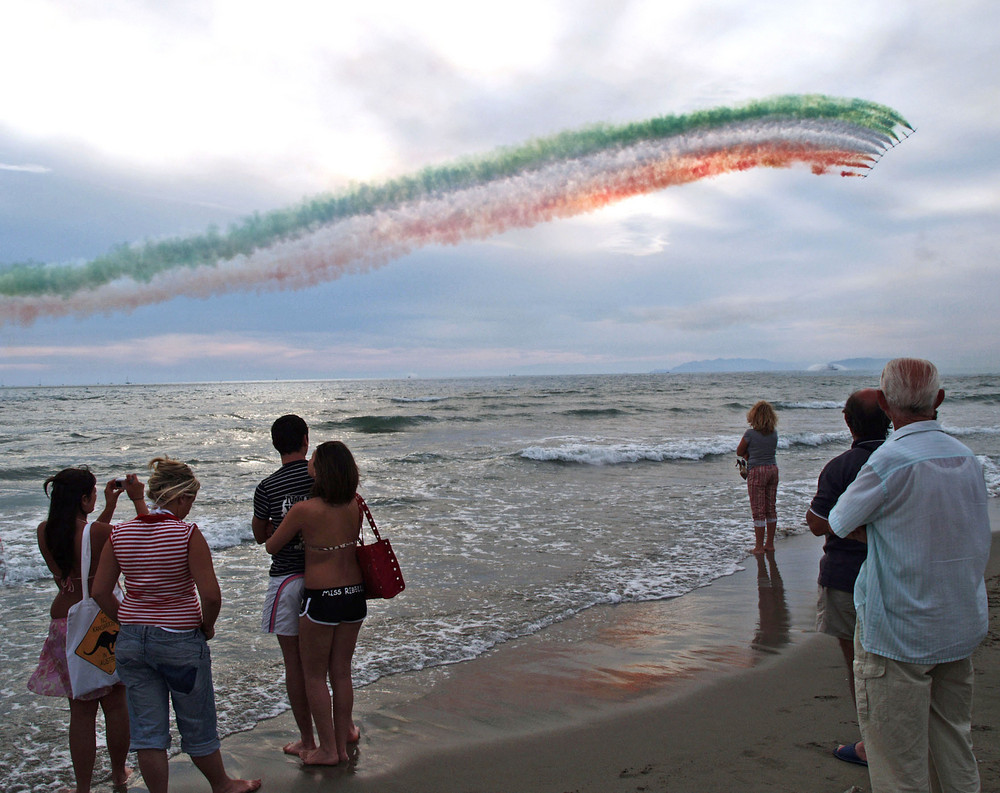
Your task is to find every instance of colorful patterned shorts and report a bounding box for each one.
[27,617,115,701]
[747,464,778,527]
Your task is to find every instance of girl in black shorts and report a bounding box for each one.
[266,441,366,766]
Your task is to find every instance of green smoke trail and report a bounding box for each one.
[0,94,910,299]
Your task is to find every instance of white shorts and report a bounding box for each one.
[261,573,304,636]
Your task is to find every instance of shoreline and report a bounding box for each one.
[164,513,1000,792]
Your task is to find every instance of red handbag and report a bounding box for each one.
[355,495,405,599]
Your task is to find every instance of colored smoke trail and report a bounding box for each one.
[0,95,911,326]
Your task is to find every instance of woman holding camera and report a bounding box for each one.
[29,468,141,793]
[93,456,259,793]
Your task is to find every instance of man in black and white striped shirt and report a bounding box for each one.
[252,414,315,756]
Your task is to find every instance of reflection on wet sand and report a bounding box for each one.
[752,551,791,656]
[335,536,819,757]
[172,533,824,786]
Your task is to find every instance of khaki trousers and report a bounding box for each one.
[854,631,980,793]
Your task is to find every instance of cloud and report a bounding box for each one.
[0,333,307,365]
[1,0,998,384]
[631,296,792,332]
[0,162,50,173]
[0,329,622,381]
[598,216,670,256]
[897,181,1000,218]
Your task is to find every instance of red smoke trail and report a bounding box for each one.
[0,139,883,326]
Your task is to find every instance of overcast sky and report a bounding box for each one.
[1,0,997,386]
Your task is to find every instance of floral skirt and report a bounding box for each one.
[27,617,114,701]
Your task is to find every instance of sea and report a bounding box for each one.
[1,372,998,792]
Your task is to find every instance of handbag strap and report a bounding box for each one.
[79,522,92,601]
[355,494,382,545]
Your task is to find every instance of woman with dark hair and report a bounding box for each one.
[737,400,780,555]
[93,456,260,793]
[266,440,365,766]
[29,467,143,793]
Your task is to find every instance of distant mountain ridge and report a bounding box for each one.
[656,357,888,374]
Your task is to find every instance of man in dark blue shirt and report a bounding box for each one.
[806,388,890,768]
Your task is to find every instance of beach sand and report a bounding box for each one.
[161,510,1000,793]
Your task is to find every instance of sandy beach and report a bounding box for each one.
[160,509,1000,793]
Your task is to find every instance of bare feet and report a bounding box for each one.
[297,728,359,765]
[216,779,262,793]
[748,546,765,555]
[282,740,317,757]
[301,747,346,766]
[112,764,134,793]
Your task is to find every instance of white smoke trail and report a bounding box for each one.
[0,118,898,325]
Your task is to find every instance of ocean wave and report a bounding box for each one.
[948,392,1000,405]
[779,431,850,448]
[559,408,628,418]
[979,455,1000,498]
[522,431,850,465]
[0,523,51,583]
[0,465,64,482]
[390,396,448,403]
[520,437,736,465]
[392,452,450,465]
[351,530,751,690]
[0,514,256,585]
[199,516,256,551]
[773,400,843,409]
[942,425,1000,438]
[662,405,709,414]
[321,414,438,434]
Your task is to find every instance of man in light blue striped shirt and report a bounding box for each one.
[825,358,991,793]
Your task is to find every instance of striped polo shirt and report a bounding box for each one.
[253,459,312,577]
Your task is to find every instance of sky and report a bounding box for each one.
[1,0,998,386]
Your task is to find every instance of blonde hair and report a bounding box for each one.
[147,455,200,506]
[747,400,778,434]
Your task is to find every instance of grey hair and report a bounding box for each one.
[147,455,200,506]
[879,358,940,415]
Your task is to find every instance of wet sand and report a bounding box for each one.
[162,510,1000,793]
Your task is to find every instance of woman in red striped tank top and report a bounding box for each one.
[93,457,260,793]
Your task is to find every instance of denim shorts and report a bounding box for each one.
[116,624,220,757]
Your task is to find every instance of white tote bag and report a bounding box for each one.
[65,522,120,698]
